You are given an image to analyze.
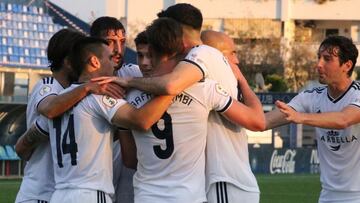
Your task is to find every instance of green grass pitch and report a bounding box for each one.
[0,174,321,203]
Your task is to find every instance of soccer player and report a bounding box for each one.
[15,29,121,203]
[90,16,140,78]
[17,37,174,203]
[90,16,141,203]
[90,16,126,70]
[118,31,154,170]
[201,30,261,203]
[98,5,263,201]
[103,17,265,203]
[134,31,152,77]
[265,35,360,203]
[99,3,264,131]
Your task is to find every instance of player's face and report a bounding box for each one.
[99,44,117,76]
[136,43,153,77]
[101,29,126,70]
[148,47,176,76]
[316,45,345,85]
[223,40,239,66]
[224,51,239,76]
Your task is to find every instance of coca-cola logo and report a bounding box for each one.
[270,149,296,174]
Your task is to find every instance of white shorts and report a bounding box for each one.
[50,189,112,203]
[319,189,360,203]
[207,182,259,203]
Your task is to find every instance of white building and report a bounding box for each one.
[51,0,360,43]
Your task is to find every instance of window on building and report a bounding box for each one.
[325,29,339,37]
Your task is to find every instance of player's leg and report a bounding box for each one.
[50,189,112,203]
[114,165,135,203]
[207,181,259,203]
[112,140,123,203]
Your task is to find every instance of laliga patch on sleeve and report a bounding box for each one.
[215,83,229,96]
[102,95,117,107]
[39,85,51,96]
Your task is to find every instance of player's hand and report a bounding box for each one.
[85,80,126,99]
[275,100,303,124]
[91,76,130,88]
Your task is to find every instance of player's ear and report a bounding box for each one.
[89,55,101,70]
[343,60,353,73]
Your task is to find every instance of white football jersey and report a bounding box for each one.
[288,81,360,193]
[36,84,127,195]
[16,77,63,202]
[115,63,143,78]
[26,77,64,127]
[128,79,232,203]
[186,45,259,192]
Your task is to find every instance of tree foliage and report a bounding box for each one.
[233,25,318,92]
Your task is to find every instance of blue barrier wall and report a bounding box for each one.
[249,146,320,174]
[0,103,25,160]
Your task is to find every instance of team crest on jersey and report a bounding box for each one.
[102,95,117,107]
[215,83,229,96]
[39,85,51,96]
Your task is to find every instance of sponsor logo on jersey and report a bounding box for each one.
[320,130,358,151]
[270,149,296,174]
[102,96,117,107]
[130,92,152,107]
[173,93,193,106]
[39,85,51,96]
[215,83,229,97]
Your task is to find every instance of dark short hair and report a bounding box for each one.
[146,17,184,57]
[47,29,85,72]
[134,31,148,46]
[90,16,125,37]
[70,37,108,78]
[157,3,202,31]
[319,35,358,76]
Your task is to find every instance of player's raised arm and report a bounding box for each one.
[276,100,360,129]
[38,80,124,119]
[111,95,174,131]
[264,107,290,130]
[220,96,265,131]
[124,56,204,95]
[218,72,266,131]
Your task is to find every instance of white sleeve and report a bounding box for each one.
[32,79,63,109]
[287,91,313,113]
[204,80,232,112]
[126,89,151,108]
[183,46,209,79]
[35,115,49,136]
[116,63,143,78]
[350,92,360,108]
[90,95,128,123]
